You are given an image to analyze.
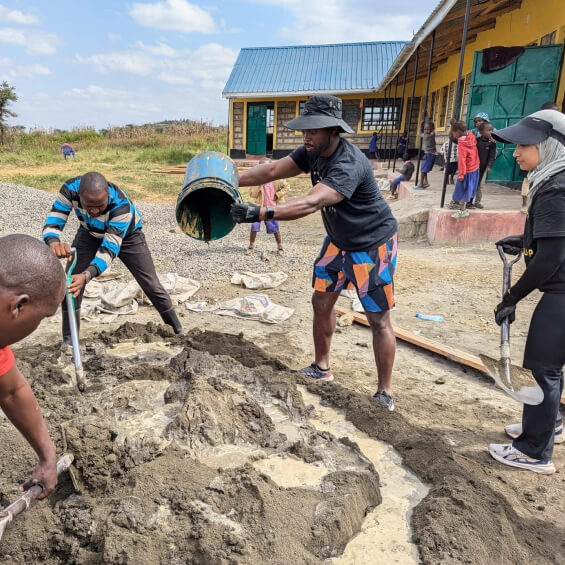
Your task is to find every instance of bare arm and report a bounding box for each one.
[259,182,345,221]
[239,156,303,187]
[0,364,57,499]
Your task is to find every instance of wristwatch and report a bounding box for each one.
[265,206,275,220]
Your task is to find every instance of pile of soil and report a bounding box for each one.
[0,324,380,565]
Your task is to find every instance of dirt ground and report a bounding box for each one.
[2,212,564,564]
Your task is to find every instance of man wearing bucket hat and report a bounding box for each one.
[489,110,565,474]
[231,95,399,411]
[43,172,185,343]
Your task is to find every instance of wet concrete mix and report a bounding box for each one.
[0,323,561,564]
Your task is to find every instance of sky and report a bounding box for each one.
[0,0,439,130]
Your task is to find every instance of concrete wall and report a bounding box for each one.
[275,101,300,151]
[232,102,244,151]
[427,207,526,244]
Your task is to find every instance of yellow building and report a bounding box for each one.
[223,0,565,182]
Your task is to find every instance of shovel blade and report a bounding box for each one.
[480,354,544,405]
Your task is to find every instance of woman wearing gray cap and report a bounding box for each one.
[489,110,565,474]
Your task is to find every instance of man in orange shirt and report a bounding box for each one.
[0,234,66,498]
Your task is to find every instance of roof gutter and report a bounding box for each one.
[376,0,459,91]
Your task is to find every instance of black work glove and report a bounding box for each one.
[495,235,523,256]
[494,290,517,326]
[230,202,261,223]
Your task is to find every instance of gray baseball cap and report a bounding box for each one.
[492,110,565,145]
[284,94,354,134]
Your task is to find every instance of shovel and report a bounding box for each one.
[0,454,74,542]
[65,248,86,392]
[479,246,544,405]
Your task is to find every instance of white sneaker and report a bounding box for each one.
[488,443,555,474]
[505,422,564,444]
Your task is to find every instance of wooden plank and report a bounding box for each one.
[335,306,565,404]
[335,307,486,371]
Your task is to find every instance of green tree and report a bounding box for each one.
[0,81,18,145]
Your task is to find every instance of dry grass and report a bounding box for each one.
[0,127,228,203]
[0,125,313,204]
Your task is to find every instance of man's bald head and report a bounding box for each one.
[79,172,108,197]
[0,234,65,304]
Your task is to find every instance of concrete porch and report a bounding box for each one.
[379,160,525,244]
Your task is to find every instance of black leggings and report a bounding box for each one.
[513,292,565,460]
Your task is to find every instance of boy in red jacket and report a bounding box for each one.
[449,120,480,218]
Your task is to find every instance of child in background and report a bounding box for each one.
[471,112,490,137]
[368,132,379,159]
[440,135,458,184]
[396,132,408,159]
[247,159,288,256]
[470,121,497,209]
[389,154,414,199]
[449,120,480,218]
[418,121,437,188]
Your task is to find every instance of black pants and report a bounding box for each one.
[514,292,565,461]
[62,228,173,339]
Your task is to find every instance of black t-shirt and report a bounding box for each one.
[290,139,398,250]
[523,170,565,292]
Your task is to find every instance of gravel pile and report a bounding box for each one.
[0,182,320,284]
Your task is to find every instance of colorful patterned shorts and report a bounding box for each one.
[312,233,398,312]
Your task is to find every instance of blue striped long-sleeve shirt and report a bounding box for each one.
[42,176,143,278]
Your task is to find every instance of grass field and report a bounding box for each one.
[0,126,230,203]
[0,125,312,203]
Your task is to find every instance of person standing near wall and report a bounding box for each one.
[448,120,480,218]
[417,121,437,189]
[469,121,496,209]
[440,135,458,185]
[368,132,379,160]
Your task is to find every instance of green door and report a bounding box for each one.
[246,103,268,155]
[467,44,563,183]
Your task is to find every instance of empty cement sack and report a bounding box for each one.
[216,294,294,324]
[231,271,288,290]
[158,273,201,304]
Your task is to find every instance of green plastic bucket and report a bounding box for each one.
[175,151,241,241]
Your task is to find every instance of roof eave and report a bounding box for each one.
[222,88,380,99]
[376,0,459,91]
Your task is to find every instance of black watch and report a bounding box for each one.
[265,206,275,220]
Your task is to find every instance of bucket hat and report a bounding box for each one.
[492,110,565,145]
[284,95,354,134]
[474,112,490,122]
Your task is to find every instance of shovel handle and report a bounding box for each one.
[0,454,74,542]
[497,245,520,351]
[64,248,85,391]
[497,245,523,269]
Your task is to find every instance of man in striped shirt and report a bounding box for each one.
[43,171,184,345]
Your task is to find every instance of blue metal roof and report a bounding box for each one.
[222,41,407,97]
